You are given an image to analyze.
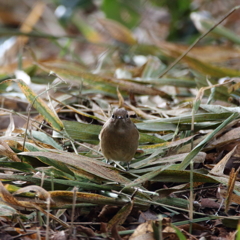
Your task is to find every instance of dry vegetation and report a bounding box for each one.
[0,0,240,239]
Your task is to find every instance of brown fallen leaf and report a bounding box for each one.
[13,228,41,240]
[157,41,240,77]
[19,151,131,184]
[13,185,55,204]
[130,218,179,240]
[206,126,240,151]
[210,146,237,176]
[98,18,137,45]
[200,198,222,209]
[50,230,67,240]
[225,167,240,212]
[0,140,21,162]
[76,225,96,238]
[0,181,69,228]
[129,220,155,240]
[107,201,133,232]
[158,42,240,63]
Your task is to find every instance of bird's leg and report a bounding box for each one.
[106,159,118,169]
[114,161,126,171]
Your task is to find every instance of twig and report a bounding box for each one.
[159,6,240,78]
[69,187,78,238]
[46,197,51,240]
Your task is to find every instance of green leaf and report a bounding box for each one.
[63,120,100,144]
[27,130,63,150]
[0,162,34,172]
[236,221,240,240]
[171,224,187,240]
[124,165,170,189]
[0,203,17,217]
[136,112,237,132]
[63,120,164,144]
[24,143,74,177]
[101,0,141,29]
[136,122,177,131]
[152,169,218,183]
[175,112,239,170]
[157,197,189,209]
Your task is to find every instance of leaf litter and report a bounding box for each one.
[0,2,240,240]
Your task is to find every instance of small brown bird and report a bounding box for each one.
[99,108,139,170]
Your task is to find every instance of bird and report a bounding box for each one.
[99,108,139,170]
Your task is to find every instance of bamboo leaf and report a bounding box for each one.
[0,79,63,131]
[175,113,239,170]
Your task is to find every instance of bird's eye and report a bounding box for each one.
[126,114,129,118]
[112,114,115,118]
